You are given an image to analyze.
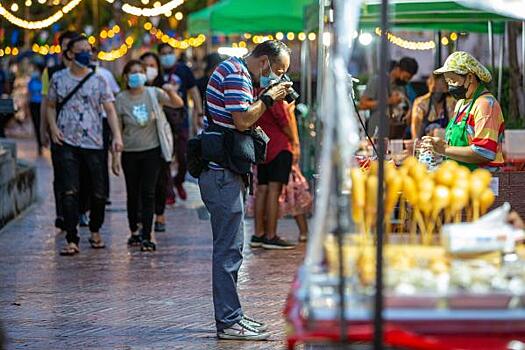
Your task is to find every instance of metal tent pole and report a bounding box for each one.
[498,24,506,102]
[488,21,495,72]
[374,0,389,348]
[435,31,442,67]
[522,21,525,115]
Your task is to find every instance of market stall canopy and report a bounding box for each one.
[188,0,313,35]
[304,0,522,34]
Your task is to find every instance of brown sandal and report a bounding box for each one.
[89,233,106,249]
[60,242,80,256]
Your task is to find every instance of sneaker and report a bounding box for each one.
[175,183,187,201]
[127,233,142,246]
[249,235,264,248]
[154,222,166,232]
[79,213,89,227]
[141,239,156,252]
[242,315,268,332]
[262,236,296,250]
[217,320,269,341]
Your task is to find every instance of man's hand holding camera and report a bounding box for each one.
[263,82,293,104]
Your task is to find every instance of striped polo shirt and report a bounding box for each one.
[205,56,255,170]
[449,93,505,171]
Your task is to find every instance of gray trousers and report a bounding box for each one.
[199,169,244,331]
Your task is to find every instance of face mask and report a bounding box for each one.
[260,59,280,88]
[128,73,147,89]
[448,84,467,100]
[431,92,445,103]
[146,67,158,82]
[395,78,408,86]
[74,51,92,68]
[160,54,176,69]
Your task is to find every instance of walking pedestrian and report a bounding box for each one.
[46,34,123,256]
[159,43,204,201]
[199,40,293,340]
[112,60,183,251]
[28,62,43,155]
[40,30,78,234]
[140,52,174,232]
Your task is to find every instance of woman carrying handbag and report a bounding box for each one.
[113,60,183,252]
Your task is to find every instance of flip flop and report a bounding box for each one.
[60,243,80,256]
[88,237,106,249]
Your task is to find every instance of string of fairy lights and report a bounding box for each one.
[0,0,462,59]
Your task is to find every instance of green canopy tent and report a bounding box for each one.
[188,0,313,35]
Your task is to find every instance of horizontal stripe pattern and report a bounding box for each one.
[451,94,505,169]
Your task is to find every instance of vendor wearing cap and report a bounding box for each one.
[423,51,504,171]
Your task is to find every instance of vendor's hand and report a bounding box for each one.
[50,126,64,145]
[422,136,447,155]
[508,211,524,230]
[388,91,403,105]
[111,136,123,153]
[265,82,293,102]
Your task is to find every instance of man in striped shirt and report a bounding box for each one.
[199,40,292,341]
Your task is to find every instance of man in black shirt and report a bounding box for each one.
[158,44,203,201]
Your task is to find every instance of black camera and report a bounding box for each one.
[280,74,300,103]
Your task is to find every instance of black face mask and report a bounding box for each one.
[448,84,467,100]
[395,79,408,86]
[431,92,445,103]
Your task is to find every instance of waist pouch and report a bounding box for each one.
[187,134,208,178]
[200,124,269,175]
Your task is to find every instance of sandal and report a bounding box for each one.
[127,233,142,246]
[60,242,80,256]
[141,239,156,252]
[88,233,106,249]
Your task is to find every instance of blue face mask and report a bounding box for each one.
[74,51,92,68]
[160,54,176,69]
[128,73,147,89]
[260,59,280,88]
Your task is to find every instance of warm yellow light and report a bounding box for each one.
[308,32,316,41]
[153,1,161,7]
[286,32,294,40]
[298,32,306,41]
[141,0,149,4]
[164,10,172,17]
[144,22,152,30]
[441,37,449,46]
[450,32,458,41]
[175,11,183,20]
[52,0,59,5]
[0,50,4,57]
[10,3,19,12]
[239,41,246,48]
[100,30,108,39]
[125,37,133,46]
[107,29,115,38]
[25,0,32,7]
[162,34,170,43]
[12,47,18,55]
[275,32,284,40]
[37,0,46,3]
[32,43,39,52]
[198,34,205,41]
[113,25,120,33]
[88,35,96,45]
[244,33,252,39]
[155,31,162,39]
[5,47,11,55]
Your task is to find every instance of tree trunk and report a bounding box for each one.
[508,22,523,122]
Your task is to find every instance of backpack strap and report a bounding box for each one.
[57,70,95,118]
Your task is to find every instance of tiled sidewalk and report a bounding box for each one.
[0,140,306,350]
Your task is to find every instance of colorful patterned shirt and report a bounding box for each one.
[48,68,114,150]
[206,56,254,129]
[449,93,505,170]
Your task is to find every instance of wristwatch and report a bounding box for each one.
[260,94,274,108]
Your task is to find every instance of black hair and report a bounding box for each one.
[251,40,291,63]
[157,43,173,53]
[397,57,419,75]
[140,51,165,88]
[122,59,145,77]
[204,53,224,75]
[58,30,78,46]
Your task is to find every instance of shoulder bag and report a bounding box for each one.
[147,87,174,162]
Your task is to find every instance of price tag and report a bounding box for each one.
[490,177,499,196]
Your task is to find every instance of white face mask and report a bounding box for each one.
[146,66,159,82]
